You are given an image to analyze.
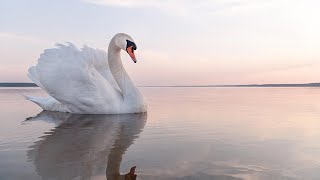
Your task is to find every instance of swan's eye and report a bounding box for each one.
[126,40,137,52]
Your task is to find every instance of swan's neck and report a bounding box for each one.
[108,40,140,100]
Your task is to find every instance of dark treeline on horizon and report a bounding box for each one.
[0,83,38,87]
[235,83,320,87]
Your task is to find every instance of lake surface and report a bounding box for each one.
[1,87,320,180]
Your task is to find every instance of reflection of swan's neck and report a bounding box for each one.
[108,39,138,99]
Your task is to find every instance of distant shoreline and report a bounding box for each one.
[144,83,320,87]
[0,83,38,87]
[1,82,320,87]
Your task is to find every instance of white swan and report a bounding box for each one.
[26,33,147,114]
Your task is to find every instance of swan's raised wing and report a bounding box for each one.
[29,43,122,114]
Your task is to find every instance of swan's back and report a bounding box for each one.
[28,43,122,114]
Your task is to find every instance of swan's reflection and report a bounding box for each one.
[26,111,146,180]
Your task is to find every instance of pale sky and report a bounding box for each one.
[1,0,320,85]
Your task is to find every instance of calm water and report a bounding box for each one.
[1,87,320,180]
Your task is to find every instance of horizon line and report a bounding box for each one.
[1,82,320,87]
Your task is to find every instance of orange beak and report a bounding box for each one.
[126,46,137,63]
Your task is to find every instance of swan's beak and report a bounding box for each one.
[126,46,137,63]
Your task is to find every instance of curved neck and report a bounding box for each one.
[108,38,138,99]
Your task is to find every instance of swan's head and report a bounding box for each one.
[114,33,138,63]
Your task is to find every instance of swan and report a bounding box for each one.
[26,33,147,114]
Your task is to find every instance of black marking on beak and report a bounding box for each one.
[126,40,137,52]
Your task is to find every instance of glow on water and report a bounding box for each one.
[1,87,320,179]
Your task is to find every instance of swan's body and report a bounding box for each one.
[27,33,147,114]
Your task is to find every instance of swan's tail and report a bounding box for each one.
[25,95,50,110]
[25,95,70,113]
[25,95,39,104]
